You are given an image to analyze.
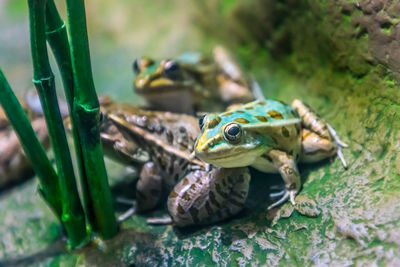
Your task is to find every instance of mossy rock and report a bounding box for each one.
[1,0,400,266]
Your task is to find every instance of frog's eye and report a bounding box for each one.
[224,123,242,143]
[199,114,206,130]
[132,59,140,74]
[164,60,180,79]
[99,111,106,123]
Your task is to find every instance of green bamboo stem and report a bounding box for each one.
[27,0,87,248]
[45,0,88,219]
[65,0,118,239]
[44,0,74,107]
[0,68,62,219]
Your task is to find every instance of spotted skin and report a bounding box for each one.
[103,99,250,226]
[135,162,163,212]
[195,99,348,210]
[168,167,250,227]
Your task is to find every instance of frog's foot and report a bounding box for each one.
[327,123,348,168]
[267,150,301,210]
[267,189,298,210]
[147,216,173,225]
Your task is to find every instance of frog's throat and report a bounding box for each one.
[196,146,265,168]
[134,79,194,94]
[135,82,193,94]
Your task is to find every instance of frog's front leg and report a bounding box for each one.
[136,161,163,213]
[267,149,301,210]
[117,161,163,222]
[168,167,250,227]
[291,99,348,168]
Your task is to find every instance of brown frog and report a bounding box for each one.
[0,92,50,189]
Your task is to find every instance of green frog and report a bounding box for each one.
[0,91,50,189]
[100,99,250,227]
[195,99,348,209]
[133,46,254,114]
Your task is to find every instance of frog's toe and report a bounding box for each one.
[267,191,290,210]
[147,216,173,225]
[268,189,298,210]
[338,140,348,148]
[327,123,348,148]
[118,206,136,222]
[116,197,136,205]
[289,191,296,205]
[337,147,348,169]
[269,189,286,198]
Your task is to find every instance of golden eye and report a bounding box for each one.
[224,123,242,143]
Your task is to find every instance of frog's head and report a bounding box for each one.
[194,108,268,168]
[133,57,191,94]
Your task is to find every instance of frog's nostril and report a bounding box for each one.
[136,78,148,88]
[195,140,208,154]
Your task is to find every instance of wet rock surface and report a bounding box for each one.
[1,0,400,266]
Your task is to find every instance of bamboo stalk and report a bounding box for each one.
[27,0,87,248]
[44,0,74,108]
[65,0,118,239]
[0,68,62,219]
[45,0,88,219]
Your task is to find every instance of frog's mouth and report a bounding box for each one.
[195,146,265,168]
[136,84,191,95]
[135,79,192,94]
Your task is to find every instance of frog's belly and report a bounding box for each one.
[251,156,278,173]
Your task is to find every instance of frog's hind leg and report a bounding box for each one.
[291,99,348,168]
[267,149,301,210]
[213,46,254,104]
[168,167,250,227]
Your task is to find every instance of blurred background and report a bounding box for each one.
[0,0,221,104]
